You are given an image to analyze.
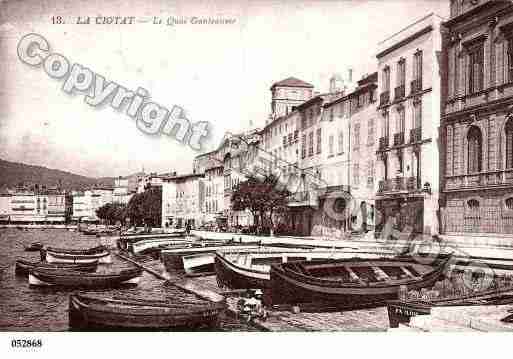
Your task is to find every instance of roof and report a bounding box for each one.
[270,77,314,90]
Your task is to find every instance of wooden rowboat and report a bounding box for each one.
[46,245,107,255]
[15,259,98,276]
[214,248,397,290]
[268,255,451,309]
[29,268,142,287]
[68,292,226,330]
[44,248,111,264]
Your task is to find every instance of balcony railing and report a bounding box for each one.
[378,176,420,193]
[380,91,390,106]
[411,78,423,94]
[378,136,389,151]
[409,128,422,143]
[393,132,405,146]
[394,85,405,101]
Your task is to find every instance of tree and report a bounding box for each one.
[95,202,127,225]
[126,187,162,227]
[231,174,290,234]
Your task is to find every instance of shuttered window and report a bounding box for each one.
[506,120,513,169]
[467,126,482,173]
[508,38,513,83]
[468,45,484,94]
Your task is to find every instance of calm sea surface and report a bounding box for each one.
[0,227,258,331]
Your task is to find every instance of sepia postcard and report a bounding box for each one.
[1,0,513,357]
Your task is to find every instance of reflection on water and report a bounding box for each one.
[0,227,257,331]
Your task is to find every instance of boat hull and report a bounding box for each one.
[29,269,141,288]
[68,294,225,330]
[46,251,111,264]
[214,255,270,289]
[269,258,448,308]
[15,260,98,276]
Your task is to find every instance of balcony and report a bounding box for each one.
[411,78,422,94]
[378,176,420,194]
[393,132,405,146]
[409,128,422,143]
[445,169,513,191]
[378,136,389,151]
[380,91,390,106]
[394,85,405,101]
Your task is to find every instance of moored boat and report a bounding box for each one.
[128,237,191,254]
[268,255,451,309]
[24,242,43,252]
[15,259,98,275]
[29,267,142,287]
[214,248,396,290]
[68,291,226,330]
[44,248,111,264]
[46,245,107,255]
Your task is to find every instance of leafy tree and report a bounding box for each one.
[231,174,290,234]
[126,187,162,227]
[95,202,127,225]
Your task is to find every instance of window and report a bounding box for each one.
[316,128,322,154]
[506,119,513,169]
[397,58,406,87]
[413,50,423,84]
[506,198,513,210]
[301,134,306,159]
[398,149,404,174]
[367,161,375,188]
[397,106,405,134]
[382,111,390,139]
[383,66,390,92]
[308,131,314,156]
[329,108,334,121]
[328,135,334,156]
[353,163,360,186]
[338,131,344,154]
[468,45,484,94]
[508,38,513,83]
[368,118,375,145]
[353,124,360,150]
[467,126,482,173]
[413,99,422,129]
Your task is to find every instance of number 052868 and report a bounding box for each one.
[11,339,43,348]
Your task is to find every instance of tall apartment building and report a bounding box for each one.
[375,13,444,236]
[441,0,513,236]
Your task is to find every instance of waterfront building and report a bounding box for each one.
[9,192,48,223]
[113,176,134,205]
[45,191,70,223]
[72,187,113,222]
[161,173,204,228]
[0,192,11,223]
[375,13,444,236]
[441,0,513,236]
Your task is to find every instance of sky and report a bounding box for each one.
[0,0,449,178]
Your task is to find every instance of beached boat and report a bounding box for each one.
[29,267,142,287]
[68,291,226,330]
[162,244,261,273]
[214,248,396,290]
[15,259,98,276]
[44,248,111,264]
[46,245,107,255]
[128,238,191,254]
[268,255,451,308]
[24,242,43,252]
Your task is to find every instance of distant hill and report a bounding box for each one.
[0,158,115,191]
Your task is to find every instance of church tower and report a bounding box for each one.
[269,77,314,120]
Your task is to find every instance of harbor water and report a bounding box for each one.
[0,227,259,331]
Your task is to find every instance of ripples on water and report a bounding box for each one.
[0,227,257,332]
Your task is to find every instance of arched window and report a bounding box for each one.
[468,199,480,209]
[505,198,513,211]
[467,126,482,174]
[506,119,513,169]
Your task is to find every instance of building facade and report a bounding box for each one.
[161,173,205,228]
[441,0,513,236]
[375,13,444,236]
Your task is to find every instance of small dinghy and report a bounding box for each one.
[44,248,111,264]
[15,259,98,276]
[268,255,451,309]
[46,245,107,255]
[68,292,226,330]
[29,267,142,288]
[24,242,43,252]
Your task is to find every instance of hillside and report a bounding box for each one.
[0,158,115,191]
